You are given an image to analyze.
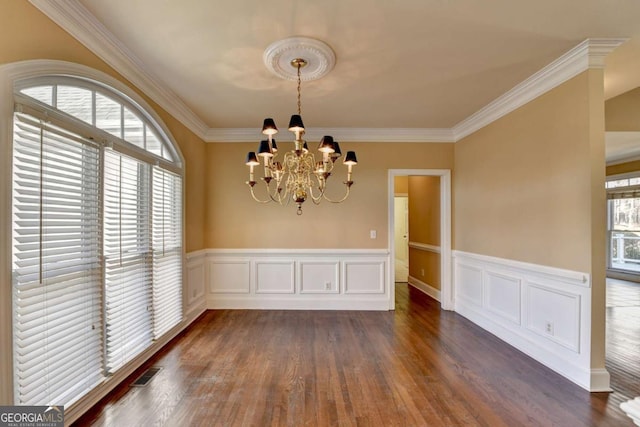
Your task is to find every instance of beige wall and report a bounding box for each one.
[409,176,440,246]
[394,176,408,194]
[587,69,607,371]
[408,176,440,289]
[605,86,640,131]
[454,69,607,369]
[0,0,207,252]
[205,142,453,248]
[454,71,600,272]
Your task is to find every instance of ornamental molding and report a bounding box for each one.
[25,1,628,144]
[28,0,209,139]
[263,37,336,82]
[453,38,627,141]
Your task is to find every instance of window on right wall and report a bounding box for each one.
[607,174,640,274]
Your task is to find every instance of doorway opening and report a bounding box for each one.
[388,170,452,310]
[394,195,409,283]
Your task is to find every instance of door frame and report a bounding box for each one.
[388,169,452,310]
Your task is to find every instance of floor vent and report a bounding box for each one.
[131,367,162,387]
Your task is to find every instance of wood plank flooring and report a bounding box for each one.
[606,278,640,401]
[74,284,635,426]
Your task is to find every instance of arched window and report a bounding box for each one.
[10,73,183,408]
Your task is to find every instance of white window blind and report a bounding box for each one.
[12,78,184,409]
[103,150,153,373]
[12,112,103,406]
[152,168,183,338]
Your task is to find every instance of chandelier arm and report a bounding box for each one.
[267,189,288,205]
[321,183,352,203]
[273,181,293,206]
[249,185,273,203]
[307,178,326,203]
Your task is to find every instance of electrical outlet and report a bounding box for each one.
[421,268,425,277]
[370,230,377,239]
[545,321,554,335]
[324,281,331,290]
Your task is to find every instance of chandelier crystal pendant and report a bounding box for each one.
[245,38,357,215]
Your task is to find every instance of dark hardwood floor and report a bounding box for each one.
[74,284,635,426]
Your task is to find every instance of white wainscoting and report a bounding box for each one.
[185,250,207,321]
[453,250,610,392]
[202,249,391,310]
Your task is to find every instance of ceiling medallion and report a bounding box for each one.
[263,36,336,81]
[245,37,357,215]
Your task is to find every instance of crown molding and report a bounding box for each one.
[24,5,626,145]
[204,127,456,143]
[28,0,209,139]
[452,38,627,141]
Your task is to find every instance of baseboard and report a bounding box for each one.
[207,296,390,311]
[407,276,441,301]
[589,368,612,392]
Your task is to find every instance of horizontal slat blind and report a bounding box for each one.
[607,184,640,200]
[12,80,184,409]
[12,112,103,406]
[152,168,183,338]
[103,150,152,373]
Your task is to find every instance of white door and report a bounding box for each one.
[394,196,409,282]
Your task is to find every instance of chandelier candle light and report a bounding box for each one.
[245,37,357,215]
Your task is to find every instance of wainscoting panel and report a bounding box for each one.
[299,261,340,294]
[204,249,390,310]
[344,260,385,294]
[526,283,581,352]
[455,264,483,306]
[453,251,607,392]
[485,271,521,325]
[255,260,296,294]
[208,259,250,294]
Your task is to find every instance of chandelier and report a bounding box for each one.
[244,38,358,215]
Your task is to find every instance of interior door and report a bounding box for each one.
[394,196,409,282]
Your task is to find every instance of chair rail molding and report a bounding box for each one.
[408,241,441,253]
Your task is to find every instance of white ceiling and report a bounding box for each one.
[32,0,640,147]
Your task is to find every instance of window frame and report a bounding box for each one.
[606,172,640,274]
[0,60,186,409]
[14,75,181,173]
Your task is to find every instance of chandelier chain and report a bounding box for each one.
[297,63,302,116]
